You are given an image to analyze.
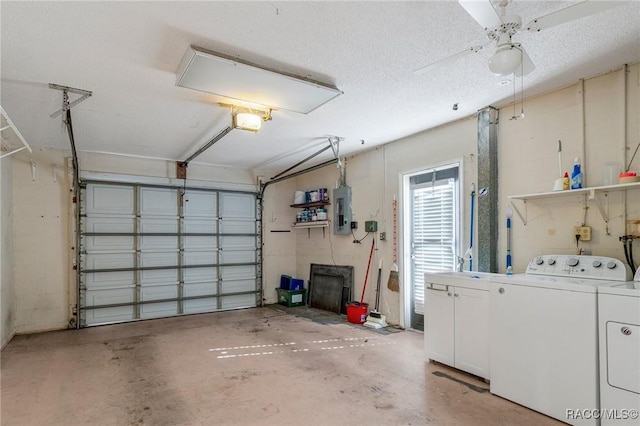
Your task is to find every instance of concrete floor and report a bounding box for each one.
[1,306,563,426]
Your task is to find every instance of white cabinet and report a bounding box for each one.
[424,273,490,380]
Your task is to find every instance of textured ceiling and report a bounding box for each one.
[1,1,639,174]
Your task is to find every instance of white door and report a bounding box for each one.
[79,181,259,326]
[406,164,459,330]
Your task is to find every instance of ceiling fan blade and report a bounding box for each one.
[414,44,487,75]
[526,0,628,32]
[513,44,535,77]
[459,0,503,29]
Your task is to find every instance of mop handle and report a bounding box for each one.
[469,184,475,271]
[360,237,375,304]
[375,260,382,310]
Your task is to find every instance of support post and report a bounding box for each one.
[477,107,499,273]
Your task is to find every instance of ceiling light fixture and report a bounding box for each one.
[231,107,271,132]
[176,46,342,114]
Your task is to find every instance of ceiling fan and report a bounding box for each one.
[415,0,627,77]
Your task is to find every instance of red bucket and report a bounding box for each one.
[346,301,369,324]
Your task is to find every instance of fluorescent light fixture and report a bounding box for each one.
[233,112,262,132]
[176,46,342,114]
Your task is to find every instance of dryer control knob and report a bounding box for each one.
[606,261,617,269]
[567,257,579,267]
[592,260,602,268]
[535,257,544,265]
[548,259,556,265]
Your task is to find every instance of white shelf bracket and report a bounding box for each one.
[592,191,610,224]
[509,200,527,225]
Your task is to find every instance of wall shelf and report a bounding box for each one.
[508,182,640,225]
[509,182,640,201]
[291,220,330,238]
[290,201,330,208]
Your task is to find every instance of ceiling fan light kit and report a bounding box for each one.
[489,44,521,76]
[417,0,626,78]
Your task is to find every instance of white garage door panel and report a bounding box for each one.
[85,216,135,232]
[83,252,134,270]
[184,282,217,297]
[221,250,256,264]
[140,237,178,251]
[140,302,178,318]
[140,218,178,233]
[184,237,217,250]
[84,217,135,251]
[184,191,217,217]
[220,193,255,218]
[80,182,259,327]
[84,271,134,288]
[140,251,178,267]
[86,306,135,325]
[84,185,134,215]
[222,279,255,294]
[221,265,255,280]
[140,270,179,285]
[85,288,135,306]
[220,220,255,234]
[140,284,178,301]
[220,236,255,249]
[140,188,178,216]
[184,298,217,314]
[184,218,217,233]
[140,252,179,284]
[85,236,135,252]
[221,294,255,309]
[184,251,217,265]
[184,267,217,282]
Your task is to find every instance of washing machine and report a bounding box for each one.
[598,276,640,425]
[489,255,632,426]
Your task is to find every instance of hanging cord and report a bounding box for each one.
[352,230,370,244]
[626,140,640,172]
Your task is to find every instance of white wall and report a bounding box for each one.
[499,64,640,271]
[1,155,16,348]
[282,118,478,328]
[11,148,71,333]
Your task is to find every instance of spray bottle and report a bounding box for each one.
[571,157,583,189]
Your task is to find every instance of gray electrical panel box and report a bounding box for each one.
[333,186,352,235]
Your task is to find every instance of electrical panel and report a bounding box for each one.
[333,186,352,235]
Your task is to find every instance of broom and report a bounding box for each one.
[387,197,400,292]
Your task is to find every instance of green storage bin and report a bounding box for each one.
[276,288,306,307]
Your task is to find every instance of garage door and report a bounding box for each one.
[79,181,261,327]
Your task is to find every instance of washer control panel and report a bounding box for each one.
[526,255,632,281]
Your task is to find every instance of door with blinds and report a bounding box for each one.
[408,165,459,331]
[79,180,260,327]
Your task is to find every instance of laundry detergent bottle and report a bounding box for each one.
[571,157,583,189]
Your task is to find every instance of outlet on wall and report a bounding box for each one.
[573,226,592,241]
